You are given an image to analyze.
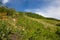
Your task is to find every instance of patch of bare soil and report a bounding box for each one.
[8,33,22,40]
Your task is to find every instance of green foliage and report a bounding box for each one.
[0,6,7,13]
[0,6,60,40]
[25,12,45,19]
[16,15,60,40]
[45,18,60,21]
[0,20,11,40]
[56,23,60,26]
[7,8,16,16]
[56,27,60,36]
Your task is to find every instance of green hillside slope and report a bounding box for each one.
[0,6,60,40]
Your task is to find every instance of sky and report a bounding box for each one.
[0,0,60,19]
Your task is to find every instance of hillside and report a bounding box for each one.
[0,6,60,40]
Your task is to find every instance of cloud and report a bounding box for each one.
[43,0,60,19]
[2,0,9,4]
[25,9,46,17]
[25,0,60,19]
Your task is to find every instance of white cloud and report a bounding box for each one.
[43,0,60,19]
[43,7,60,19]
[25,9,47,17]
[25,0,60,19]
[2,0,9,4]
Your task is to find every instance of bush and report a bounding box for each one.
[0,20,11,40]
[56,23,60,26]
[25,12,45,19]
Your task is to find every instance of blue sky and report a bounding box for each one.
[1,0,60,19]
[1,0,50,11]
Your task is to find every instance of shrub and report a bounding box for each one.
[56,23,60,26]
[0,20,11,40]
